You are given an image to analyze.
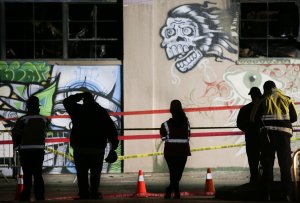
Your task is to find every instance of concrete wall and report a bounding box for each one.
[123,0,300,172]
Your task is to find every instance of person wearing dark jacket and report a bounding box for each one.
[160,100,191,199]
[254,80,297,201]
[63,91,119,199]
[12,95,49,201]
[237,87,262,184]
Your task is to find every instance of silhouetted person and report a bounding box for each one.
[63,91,119,199]
[237,87,262,184]
[254,80,297,201]
[160,100,191,199]
[12,96,49,201]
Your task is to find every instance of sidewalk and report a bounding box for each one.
[0,169,249,201]
[0,168,289,202]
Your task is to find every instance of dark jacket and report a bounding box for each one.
[63,93,119,151]
[160,119,191,156]
[12,113,49,150]
[237,101,260,141]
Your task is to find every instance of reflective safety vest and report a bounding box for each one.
[259,88,297,136]
[12,114,49,150]
[160,119,191,156]
[161,122,190,143]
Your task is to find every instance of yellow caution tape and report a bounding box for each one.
[45,137,300,161]
[118,152,163,161]
[45,146,74,161]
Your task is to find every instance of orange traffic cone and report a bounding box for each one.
[204,168,215,196]
[15,167,24,200]
[135,170,148,198]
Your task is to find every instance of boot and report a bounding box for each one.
[164,186,172,199]
[174,186,180,199]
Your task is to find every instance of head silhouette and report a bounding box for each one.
[263,80,276,93]
[248,87,262,101]
[82,91,95,105]
[170,100,187,125]
[26,96,40,113]
[170,100,183,114]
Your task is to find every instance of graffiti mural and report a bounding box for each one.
[160,1,237,73]
[0,61,122,174]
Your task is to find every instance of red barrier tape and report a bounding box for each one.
[46,190,214,200]
[3,129,300,144]
[1,102,300,121]
[0,104,249,121]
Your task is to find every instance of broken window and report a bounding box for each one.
[5,2,63,59]
[239,1,300,58]
[3,1,122,59]
[68,3,122,59]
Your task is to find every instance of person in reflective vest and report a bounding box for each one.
[160,100,191,199]
[254,80,297,201]
[12,95,49,201]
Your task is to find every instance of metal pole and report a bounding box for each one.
[292,149,300,201]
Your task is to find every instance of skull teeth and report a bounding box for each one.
[166,45,190,59]
[176,50,201,72]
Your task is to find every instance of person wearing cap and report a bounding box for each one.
[63,91,119,200]
[160,100,191,199]
[11,95,49,201]
[253,80,297,201]
[237,87,262,184]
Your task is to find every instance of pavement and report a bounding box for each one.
[0,168,298,202]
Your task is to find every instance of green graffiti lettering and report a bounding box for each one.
[0,61,51,83]
[3,69,14,81]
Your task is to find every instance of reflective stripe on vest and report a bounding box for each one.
[262,126,293,135]
[162,121,189,143]
[261,114,290,120]
[165,139,189,143]
[161,122,169,141]
[20,145,45,149]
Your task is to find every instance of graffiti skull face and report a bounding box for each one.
[160,17,204,73]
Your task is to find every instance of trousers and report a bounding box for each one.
[260,131,292,196]
[245,137,261,183]
[164,156,187,193]
[19,149,45,201]
[73,149,104,197]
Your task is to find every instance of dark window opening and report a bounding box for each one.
[239,2,300,58]
[2,1,123,60]
[67,3,122,59]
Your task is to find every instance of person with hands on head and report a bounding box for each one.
[63,91,119,200]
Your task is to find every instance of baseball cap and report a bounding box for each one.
[248,87,262,96]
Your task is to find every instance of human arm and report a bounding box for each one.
[62,93,84,117]
[289,100,298,123]
[104,109,119,150]
[236,107,247,132]
[11,118,25,150]
[160,122,167,141]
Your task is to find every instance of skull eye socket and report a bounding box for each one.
[182,27,193,36]
[165,28,176,38]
